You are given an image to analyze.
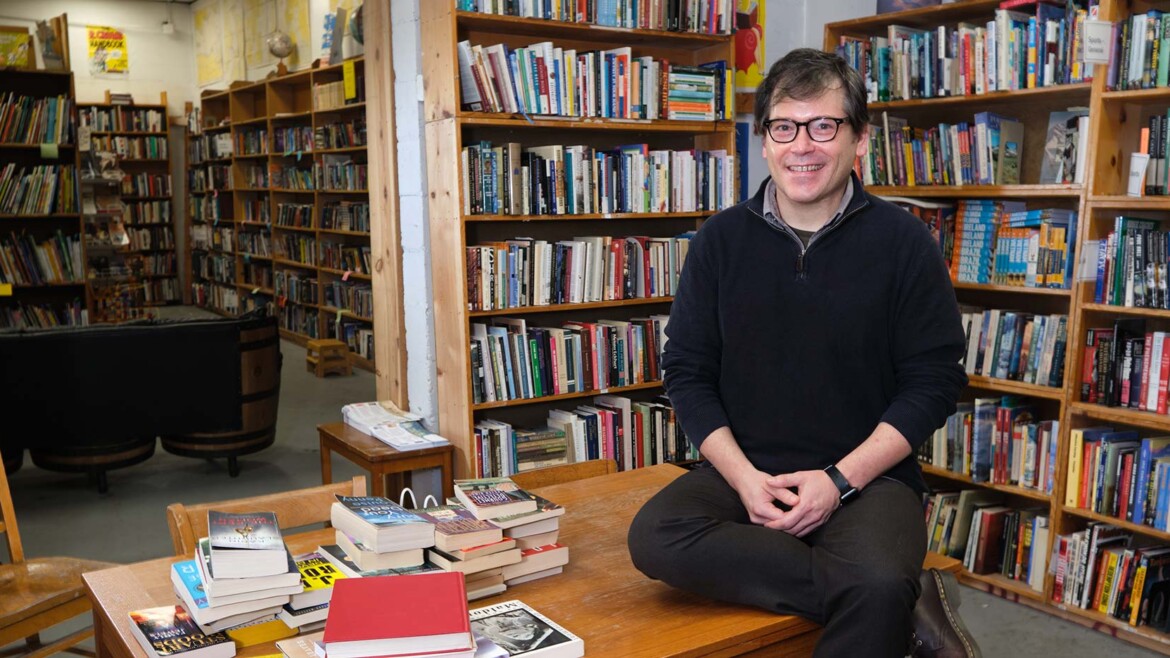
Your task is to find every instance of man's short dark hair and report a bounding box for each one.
[753,48,869,136]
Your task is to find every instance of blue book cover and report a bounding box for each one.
[334,496,429,527]
[171,560,210,610]
[1136,438,1170,525]
[971,397,1000,483]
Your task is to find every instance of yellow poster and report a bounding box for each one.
[195,0,225,86]
[86,25,128,75]
[734,0,764,92]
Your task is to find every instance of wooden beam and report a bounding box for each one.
[365,0,408,407]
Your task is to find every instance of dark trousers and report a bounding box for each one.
[627,465,926,658]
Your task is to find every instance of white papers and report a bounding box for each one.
[342,401,450,451]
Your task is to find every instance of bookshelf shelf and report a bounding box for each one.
[319,267,371,280]
[870,185,1081,198]
[922,465,1053,503]
[951,282,1073,297]
[457,112,735,133]
[1068,402,1170,432]
[870,83,1092,112]
[966,375,1066,400]
[0,142,75,150]
[472,380,665,411]
[1080,303,1170,319]
[958,571,1046,603]
[1061,506,1170,542]
[1087,195,1170,209]
[427,0,735,478]
[468,296,674,318]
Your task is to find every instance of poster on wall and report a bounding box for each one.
[87,25,128,75]
[734,0,764,92]
[194,0,225,86]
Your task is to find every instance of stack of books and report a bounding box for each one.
[170,512,303,635]
[275,551,348,632]
[321,495,437,576]
[321,573,476,658]
[448,478,569,587]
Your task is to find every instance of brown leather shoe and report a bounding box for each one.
[910,568,982,658]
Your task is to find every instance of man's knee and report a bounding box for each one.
[627,498,668,577]
[828,563,920,616]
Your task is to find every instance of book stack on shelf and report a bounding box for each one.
[273,551,347,633]
[186,57,375,370]
[0,69,86,329]
[422,0,735,482]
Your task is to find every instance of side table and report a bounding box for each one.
[317,422,455,500]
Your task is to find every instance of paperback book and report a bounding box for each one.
[195,538,301,598]
[290,551,346,610]
[453,478,539,519]
[469,599,584,658]
[207,510,287,578]
[127,604,236,658]
[416,503,504,552]
[330,495,435,553]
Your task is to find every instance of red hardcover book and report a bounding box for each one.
[1118,451,1135,521]
[322,573,472,658]
[1142,332,1155,410]
[1158,334,1170,414]
[972,507,1010,575]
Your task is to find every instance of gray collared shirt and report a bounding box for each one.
[762,177,854,250]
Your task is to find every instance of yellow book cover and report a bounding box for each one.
[1066,429,1083,508]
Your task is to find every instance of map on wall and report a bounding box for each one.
[222,0,246,83]
[283,0,310,68]
[194,0,224,86]
[243,0,276,68]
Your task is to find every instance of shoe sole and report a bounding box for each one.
[930,568,982,658]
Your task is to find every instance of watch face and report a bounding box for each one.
[840,487,858,503]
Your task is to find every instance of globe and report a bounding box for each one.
[348,4,363,46]
[267,31,293,60]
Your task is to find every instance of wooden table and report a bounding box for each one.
[84,465,833,657]
[317,422,455,499]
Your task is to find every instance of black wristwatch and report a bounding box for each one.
[824,465,858,503]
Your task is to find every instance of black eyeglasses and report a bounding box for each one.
[763,117,847,143]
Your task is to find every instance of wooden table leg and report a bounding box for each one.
[370,468,386,497]
[441,450,454,499]
[319,436,333,486]
[91,606,110,658]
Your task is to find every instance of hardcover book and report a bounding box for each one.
[416,503,504,551]
[127,605,236,658]
[207,510,287,578]
[469,599,584,658]
[330,495,435,553]
[323,573,474,658]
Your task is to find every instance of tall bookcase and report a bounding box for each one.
[79,98,180,321]
[187,57,373,370]
[421,2,737,480]
[826,1,1170,653]
[0,69,85,328]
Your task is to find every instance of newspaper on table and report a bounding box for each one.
[341,400,450,451]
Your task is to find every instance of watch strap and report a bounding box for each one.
[823,464,858,503]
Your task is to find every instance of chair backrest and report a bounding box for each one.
[166,475,367,557]
[510,459,618,490]
[0,450,23,563]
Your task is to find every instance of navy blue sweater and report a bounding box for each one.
[662,177,968,493]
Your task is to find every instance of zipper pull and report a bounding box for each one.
[795,252,805,275]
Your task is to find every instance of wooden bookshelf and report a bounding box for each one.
[0,69,86,328]
[422,1,736,479]
[79,97,179,319]
[186,57,374,370]
[827,1,1170,653]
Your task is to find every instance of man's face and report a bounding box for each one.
[761,86,867,216]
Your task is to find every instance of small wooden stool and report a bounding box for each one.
[306,339,352,377]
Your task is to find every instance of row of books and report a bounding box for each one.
[319,243,370,274]
[323,282,372,318]
[0,230,83,286]
[124,200,172,225]
[275,272,316,305]
[922,395,1058,491]
[322,201,369,232]
[193,252,235,284]
[1108,11,1170,92]
[466,233,692,311]
[275,202,313,228]
[470,315,667,404]
[234,127,268,156]
[136,252,178,276]
[279,304,318,337]
[961,308,1068,386]
[189,195,224,223]
[317,118,366,150]
[237,232,271,258]
[963,504,1049,591]
[1065,430,1170,531]
[122,172,172,197]
[948,200,1077,288]
[1051,525,1170,632]
[143,279,182,304]
[79,106,165,133]
[313,79,364,112]
[92,135,167,160]
[0,299,87,329]
[273,126,314,155]
[1080,319,1170,413]
[0,92,74,145]
[191,225,234,252]
[273,235,316,265]
[333,320,374,360]
[459,39,731,121]
[127,226,175,251]
[0,163,77,215]
[862,110,1024,188]
[837,2,1092,103]
[475,397,690,479]
[465,140,734,217]
[459,0,732,34]
[1092,217,1170,308]
[190,164,231,192]
[191,282,240,315]
[189,132,233,163]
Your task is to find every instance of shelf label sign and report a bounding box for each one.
[39,143,58,159]
[343,60,357,100]
[1082,20,1112,65]
[0,283,11,297]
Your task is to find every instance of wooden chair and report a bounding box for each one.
[510,459,618,490]
[0,450,115,658]
[165,475,367,557]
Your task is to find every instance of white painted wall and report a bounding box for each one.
[0,1,198,115]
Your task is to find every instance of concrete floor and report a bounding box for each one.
[0,310,1164,656]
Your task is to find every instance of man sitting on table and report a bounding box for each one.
[626,48,981,658]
